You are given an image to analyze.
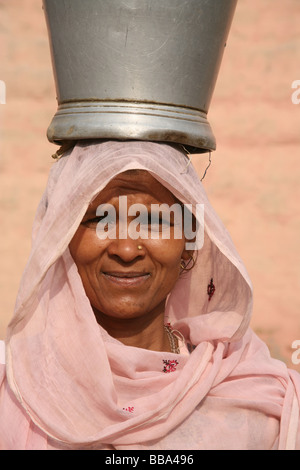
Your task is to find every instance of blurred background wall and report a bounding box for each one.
[0,0,299,368]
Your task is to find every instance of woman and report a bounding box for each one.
[0,140,299,450]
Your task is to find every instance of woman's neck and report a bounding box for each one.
[93,305,172,352]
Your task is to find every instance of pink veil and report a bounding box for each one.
[0,141,299,449]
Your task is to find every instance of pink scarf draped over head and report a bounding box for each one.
[0,141,299,450]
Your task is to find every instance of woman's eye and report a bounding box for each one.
[81,213,175,233]
[81,215,107,227]
[147,216,172,231]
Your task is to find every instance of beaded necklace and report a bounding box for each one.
[164,324,181,354]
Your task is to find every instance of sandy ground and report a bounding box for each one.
[0,0,299,369]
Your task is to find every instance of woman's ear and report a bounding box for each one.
[181,249,193,261]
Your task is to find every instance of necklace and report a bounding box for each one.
[164,324,180,354]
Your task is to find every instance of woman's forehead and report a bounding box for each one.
[90,170,178,206]
[110,169,154,186]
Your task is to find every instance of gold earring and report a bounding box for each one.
[180,254,196,271]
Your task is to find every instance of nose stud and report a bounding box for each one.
[137,245,143,251]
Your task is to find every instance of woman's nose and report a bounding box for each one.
[106,237,145,263]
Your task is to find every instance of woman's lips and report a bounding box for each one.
[102,271,151,287]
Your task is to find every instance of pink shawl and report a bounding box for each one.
[0,141,299,450]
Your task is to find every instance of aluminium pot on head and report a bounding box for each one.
[43,0,238,153]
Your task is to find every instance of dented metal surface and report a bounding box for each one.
[43,0,237,152]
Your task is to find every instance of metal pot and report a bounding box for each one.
[43,0,237,152]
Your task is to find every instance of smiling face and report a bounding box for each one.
[69,170,190,329]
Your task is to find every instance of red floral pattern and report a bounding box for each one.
[123,406,134,413]
[163,359,179,373]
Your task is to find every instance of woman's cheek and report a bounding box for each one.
[147,238,185,264]
[70,228,102,264]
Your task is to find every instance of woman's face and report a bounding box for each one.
[69,170,190,323]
